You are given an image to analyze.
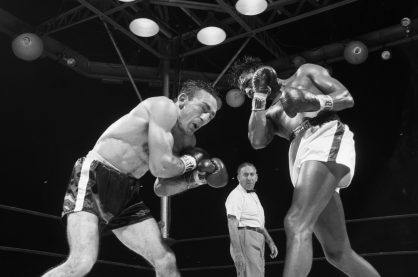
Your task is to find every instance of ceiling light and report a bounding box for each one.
[381,50,391,60]
[235,0,268,16]
[129,18,159,37]
[197,26,226,46]
[118,0,136,2]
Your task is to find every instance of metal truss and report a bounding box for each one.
[180,0,361,57]
[34,0,360,60]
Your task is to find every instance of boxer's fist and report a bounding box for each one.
[180,147,209,173]
[252,66,278,95]
[205,158,228,188]
[279,87,321,117]
[197,159,217,173]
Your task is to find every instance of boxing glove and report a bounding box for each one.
[179,147,209,173]
[279,87,331,117]
[251,66,280,111]
[197,158,228,188]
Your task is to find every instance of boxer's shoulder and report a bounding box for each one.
[144,96,176,111]
[297,63,327,76]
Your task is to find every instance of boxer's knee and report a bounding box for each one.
[154,250,178,275]
[284,212,314,240]
[64,254,96,276]
[324,246,353,266]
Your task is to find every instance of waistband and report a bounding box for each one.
[87,150,122,171]
[289,112,340,141]
[81,156,140,185]
[238,226,264,234]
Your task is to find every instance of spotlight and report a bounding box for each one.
[226,88,245,108]
[235,0,268,16]
[343,41,368,65]
[401,17,411,36]
[197,26,226,46]
[381,50,391,60]
[64,57,77,67]
[197,13,226,46]
[401,17,411,27]
[11,33,44,61]
[129,18,159,37]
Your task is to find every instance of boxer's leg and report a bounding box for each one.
[42,212,99,277]
[113,217,180,277]
[314,193,380,276]
[283,161,347,277]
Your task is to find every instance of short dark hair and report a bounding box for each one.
[178,79,218,100]
[237,162,256,175]
[229,56,263,88]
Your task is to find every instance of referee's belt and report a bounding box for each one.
[289,112,340,141]
[238,226,263,234]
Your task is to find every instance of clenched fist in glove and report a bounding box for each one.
[279,86,333,117]
[179,147,209,173]
[196,158,228,188]
[251,66,281,111]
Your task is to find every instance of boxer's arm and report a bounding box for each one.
[248,110,274,149]
[147,98,187,178]
[153,171,205,197]
[303,63,354,111]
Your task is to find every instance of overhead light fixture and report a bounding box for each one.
[129,18,159,37]
[197,26,226,46]
[197,13,226,46]
[235,0,268,16]
[343,41,368,65]
[381,50,391,60]
[118,0,136,2]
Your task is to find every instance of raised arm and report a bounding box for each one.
[248,66,279,149]
[248,111,275,149]
[147,97,196,178]
[279,64,354,117]
[304,63,354,111]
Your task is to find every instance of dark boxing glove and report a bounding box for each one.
[179,147,209,174]
[197,158,228,188]
[279,87,333,118]
[251,66,279,111]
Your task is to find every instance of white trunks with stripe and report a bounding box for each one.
[288,113,356,190]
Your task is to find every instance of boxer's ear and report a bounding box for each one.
[177,93,188,109]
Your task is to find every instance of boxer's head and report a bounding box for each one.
[230,56,263,98]
[237,162,258,190]
[176,80,218,135]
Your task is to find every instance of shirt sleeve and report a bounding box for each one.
[225,190,243,221]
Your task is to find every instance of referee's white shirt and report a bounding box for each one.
[225,184,265,228]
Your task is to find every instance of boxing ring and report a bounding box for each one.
[1,203,417,275]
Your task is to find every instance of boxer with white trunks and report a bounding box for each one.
[232,57,380,277]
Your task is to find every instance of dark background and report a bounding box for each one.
[1,0,418,276]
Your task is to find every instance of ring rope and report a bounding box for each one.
[180,250,418,271]
[0,204,60,220]
[1,204,417,243]
[176,213,418,243]
[0,245,153,271]
[1,245,415,272]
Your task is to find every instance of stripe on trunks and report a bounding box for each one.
[327,122,345,161]
[74,157,94,211]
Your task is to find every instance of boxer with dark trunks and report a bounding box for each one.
[42,80,228,277]
[232,57,380,277]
